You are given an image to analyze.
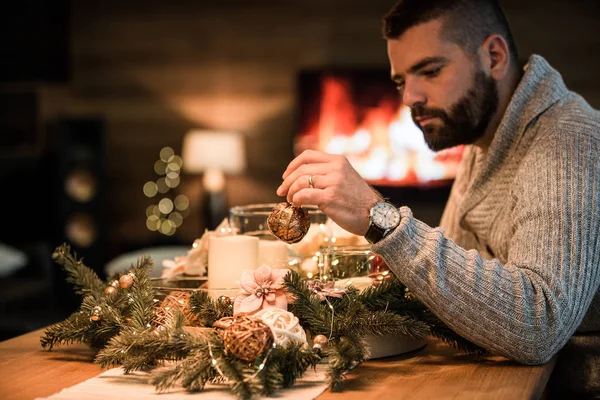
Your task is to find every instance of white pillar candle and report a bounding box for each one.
[208,235,259,289]
[258,240,289,267]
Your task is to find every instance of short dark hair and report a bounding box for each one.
[383,0,519,64]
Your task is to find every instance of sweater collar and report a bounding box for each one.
[457,55,569,221]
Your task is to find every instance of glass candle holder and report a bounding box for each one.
[229,203,328,237]
[151,277,238,301]
[229,203,331,268]
[320,245,390,288]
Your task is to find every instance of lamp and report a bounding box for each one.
[182,130,246,230]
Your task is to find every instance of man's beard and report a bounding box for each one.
[411,69,499,152]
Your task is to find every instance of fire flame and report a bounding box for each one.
[296,75,463,186]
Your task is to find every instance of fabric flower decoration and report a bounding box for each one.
[307,280,346,301]
[233,264,289,315]
[162,237,208,278]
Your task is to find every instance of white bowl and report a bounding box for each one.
[365,334,426,359]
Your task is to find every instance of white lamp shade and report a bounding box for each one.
[182,130,246,174]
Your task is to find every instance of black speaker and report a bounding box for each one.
[0,0,70,83]
[51,117,107,309]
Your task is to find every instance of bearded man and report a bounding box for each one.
[277,0,600,397]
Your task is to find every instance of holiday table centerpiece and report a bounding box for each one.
[41,203,485,399]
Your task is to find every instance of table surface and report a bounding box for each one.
[0,329,556,400]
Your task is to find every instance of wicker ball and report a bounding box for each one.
[268,202,311,244]
[253,308,307,347]
[216,315,274,362]
[213,316,236,335]
[153,291,198,327]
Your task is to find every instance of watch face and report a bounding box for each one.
[371,202,401,230]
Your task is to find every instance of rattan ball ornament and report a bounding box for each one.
[268,202,311,244]
[153,291,198,327]
[215,315,274,362]
[253,308,307,347]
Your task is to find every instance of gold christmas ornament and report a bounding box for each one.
[119,273,135,289]
[312,334,329,350]
[216,315,274,362]
[268,202,311,244]
[104,286,117,296]
[90,306,102,322]
[217,295,233,307]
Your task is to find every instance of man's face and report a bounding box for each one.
[387,19,499,151]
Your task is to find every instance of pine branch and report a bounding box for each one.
[52,244,105,299]
[151,329,223,393]
[258,355,283,396]
[326,336,368,392]
[271,342,322,388]
[95,311,196,371]
[125,256,155,331]
[284,271,335,336]
[349,310,429,339]
[217,352,256,400]
[189,290,233,327]
[40,310,94,350]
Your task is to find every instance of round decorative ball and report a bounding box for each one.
[218,295,233,307]
[90,306,102,322]
[104,286,117,296]
[220,315,274,362]
[213,316,236,337]
[268,202,311,244]
[253,308,307,347]
[119,273,134,289]
[313,334,328,350]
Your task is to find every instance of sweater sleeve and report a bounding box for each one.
[372,132,600,365]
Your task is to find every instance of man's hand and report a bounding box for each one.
[276,150,382,236]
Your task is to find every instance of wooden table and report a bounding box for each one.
[0,329,555,400]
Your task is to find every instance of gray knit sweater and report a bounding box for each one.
[373,55,600,369]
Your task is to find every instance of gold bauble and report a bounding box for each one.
[119,273,134,288]
[268,202,311,244]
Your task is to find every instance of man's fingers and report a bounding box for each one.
[277,163,330,196]
[290,188,327,207]
[282,150,335,180]
[285,173,331,203]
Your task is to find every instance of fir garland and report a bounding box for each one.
[41,244,485,399]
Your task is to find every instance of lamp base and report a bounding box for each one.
[203,190,227,230]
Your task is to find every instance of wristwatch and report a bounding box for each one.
[364,201,401,244]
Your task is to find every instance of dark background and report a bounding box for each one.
[0,0,599,340]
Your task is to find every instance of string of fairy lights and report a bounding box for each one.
[143,147,190,236]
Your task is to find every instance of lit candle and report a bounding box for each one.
[258,240,289,267]
[208,235,259,289]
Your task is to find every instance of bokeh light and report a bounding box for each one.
[143,181,158,197]
[174,195,189,211]
[160,147,175,163]
[158,198,174,214]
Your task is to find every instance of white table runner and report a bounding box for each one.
[39,364,329,400]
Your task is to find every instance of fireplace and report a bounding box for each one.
[295,69,464,188]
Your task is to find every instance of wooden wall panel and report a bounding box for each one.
[42,0,599,256]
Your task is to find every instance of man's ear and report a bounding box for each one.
[480,34,511,81]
